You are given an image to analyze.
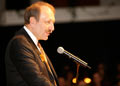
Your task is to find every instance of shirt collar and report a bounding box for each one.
[23,26,38,46]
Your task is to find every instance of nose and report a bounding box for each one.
[49,23,54,32]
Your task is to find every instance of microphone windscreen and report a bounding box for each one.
[57,47,64,54]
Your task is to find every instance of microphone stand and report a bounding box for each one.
[74,62,80,86]
[73,59,91,86]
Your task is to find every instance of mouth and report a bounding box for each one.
[46,32,50,36]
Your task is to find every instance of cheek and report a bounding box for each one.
[40,22,48,29]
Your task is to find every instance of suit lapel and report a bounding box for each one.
[16,28,41,56]
[46,55,59,86]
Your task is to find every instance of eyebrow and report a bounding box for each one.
[48,19,55,23]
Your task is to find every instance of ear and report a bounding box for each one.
[29,17,37,25]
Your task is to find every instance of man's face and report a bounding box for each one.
[34,6,55,40]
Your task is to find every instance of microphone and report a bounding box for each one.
[57,46,91,69]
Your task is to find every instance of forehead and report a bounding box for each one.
[40,6,55,22]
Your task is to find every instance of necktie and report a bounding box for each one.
[37,43,47,62]
[37,43,57,86]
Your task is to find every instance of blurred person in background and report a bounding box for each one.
[91,72,103,86]
[58,76,66,86]
[77,80,87,86]
[96,62,111,86]
[113,63,120,86]
[65,71,74,86]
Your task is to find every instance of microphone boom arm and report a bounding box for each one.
[64,50,91,69]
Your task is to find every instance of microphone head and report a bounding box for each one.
[57,47,64,54]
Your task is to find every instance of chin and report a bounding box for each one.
[43,37,48,41]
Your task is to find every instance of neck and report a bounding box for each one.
[25,24,39,40]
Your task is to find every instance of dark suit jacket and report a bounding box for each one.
[5,28,59,86]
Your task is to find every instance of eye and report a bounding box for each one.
[45,20,51,24]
